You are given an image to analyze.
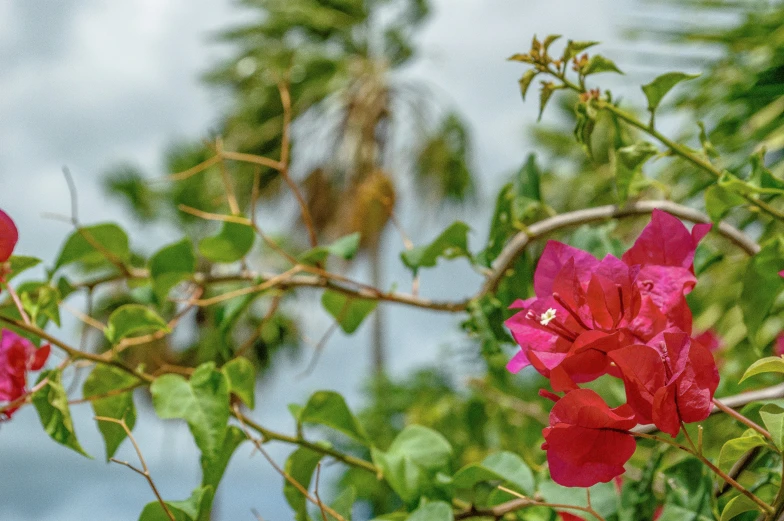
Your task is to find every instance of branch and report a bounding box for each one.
[96,416,176,521]
[633,383,784,434]
[480,199,759,298]
[72,200,758,315]
[232,409,379,475]
[234,406,348,521]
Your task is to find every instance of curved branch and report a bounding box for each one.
[71,200,758,314]
[633,383,784,434]
[482,199,759,299]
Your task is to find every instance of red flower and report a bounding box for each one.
[0,208,18,263]
[0,329,50,419]
[775,332,784,357]
[542,389,637,487]
[506,210,708,391]
[609,330,719,436]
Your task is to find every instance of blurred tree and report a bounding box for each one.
[103,0,476,375]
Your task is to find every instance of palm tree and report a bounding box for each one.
[105,0,476,374]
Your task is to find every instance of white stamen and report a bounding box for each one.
[540,308,557,326]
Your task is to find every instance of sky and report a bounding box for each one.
[0,1,714,520]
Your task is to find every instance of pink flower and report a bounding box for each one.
[0,329,50,419]
[776,333,784,357]
[0,208,18,263]
[542,389,637,487]
[609,330,719,436]
[506,210,709,391]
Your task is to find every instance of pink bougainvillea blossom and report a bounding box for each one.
[542,388,637,487]
[505,210,709,391]
[0,208,18,264]
[609,330,719,436]
[0,329,50,419]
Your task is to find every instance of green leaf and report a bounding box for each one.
[452,451,534,496]
[539,480,619,519]
[619,447,664,521]
[705,185,745,222]
[718,430,766,473]
[83,365,140,460]
[518,70,537,100]
[542,34,561,52]
[574,101,598,155]
[150,238,196,301]
[720,495,760,521]
[657,505,714,521]
[538,82,559,121]
[641,72,700,113]
[20,283,62,327]
[515,154,542,203]
[54,223,130,270]
[740,356,784,383]
[750,151,784,193]
[138,486,214,521]
[329,486,356,521]
[718,170,784,197]
[371,425,453,504]
[321,290,378,334]
[150,363,229,462]
[406,501,453,521]
[563,40,599,61]
[222,357,256,409]
[284,448,323,521]
[760,404,784,450]
[201,425,246,491]
[198,221,254,263]
[658,458,713,520]
[582,55,622,75]
[5,255,41,281]
[299,390,368,445]
[299,232,361,265]
[32,370,90,457]
[400,221,471,275]
[105,304,170,344]
[615,141,658,201]
[740,239,784,344]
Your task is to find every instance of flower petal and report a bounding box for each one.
[535,241,598,296]
[0,208,18,263]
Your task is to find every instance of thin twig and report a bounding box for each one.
[276,81,318,247]
[231,408,378,475]
[233,406,347,521]
[633,431,773,514]
[184,266,303,307]
[314,462,329,521]
[4,284,31,324]
[95,416,176,521]
[713,397,772,440]
[177,205,253,226]
[166,155,222,182]
[215,138,241,216]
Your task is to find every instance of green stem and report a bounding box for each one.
[548,66,784,222]
[634,432,773,515]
